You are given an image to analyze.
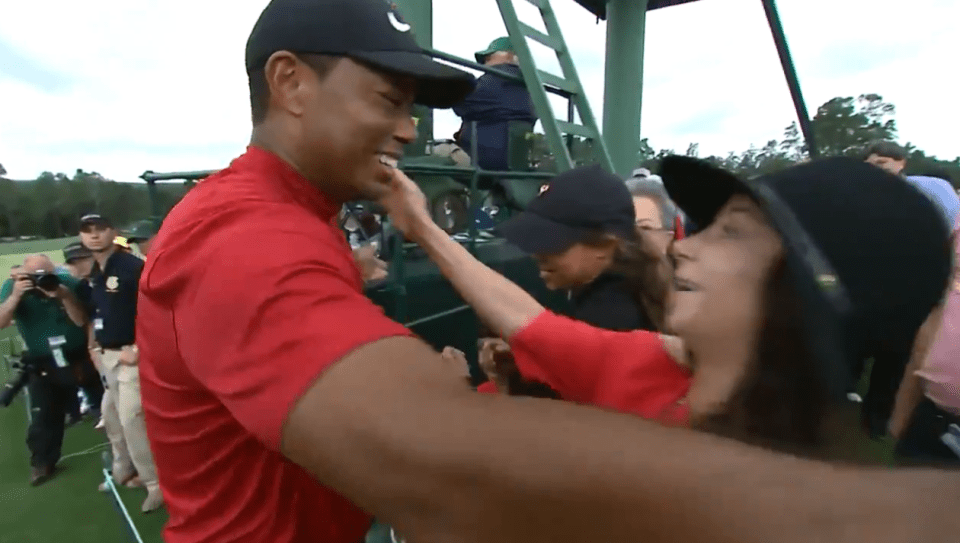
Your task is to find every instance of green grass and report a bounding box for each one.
[0,237,78,257]
[0,240,168,542]
[0,237,76,281]
[0,251,64,278]
[0,344,167,542]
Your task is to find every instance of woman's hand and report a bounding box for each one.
[440,346,473,387]
[378,167,433,241]
[353,244,388,282]
[478,338,514,394]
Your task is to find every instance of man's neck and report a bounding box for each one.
[94,246,116,270]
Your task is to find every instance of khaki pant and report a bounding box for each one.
[100,350,158,490]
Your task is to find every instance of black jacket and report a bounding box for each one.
[508,272,655,399]
[569,272,656,332]
[454,64,536,171]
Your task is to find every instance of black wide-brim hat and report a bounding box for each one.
[660,156,952,399]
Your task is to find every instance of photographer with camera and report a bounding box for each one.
[0,254,91,485]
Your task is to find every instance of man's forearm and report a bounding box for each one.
[308,366,943,543]
[414,222,543,338]
[891,304,945,437]
[0,295,19,329]
[58,288,88,327]
[393,403,955,543]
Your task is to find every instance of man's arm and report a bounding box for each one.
[55,284,88,327]
[283,337,958,543]
[379,170,542,339]
[452,74,494,119]
[0,278,26,329]
[890,303,945,438]
[416,221,543,339]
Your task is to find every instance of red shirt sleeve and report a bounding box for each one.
[476,381,498,394]
[509,311,691,423]
[156,204,413,451]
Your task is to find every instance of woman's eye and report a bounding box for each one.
[720,222,741,237]
[380,94,403,108]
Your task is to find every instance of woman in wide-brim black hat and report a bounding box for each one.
[381,156,952,453]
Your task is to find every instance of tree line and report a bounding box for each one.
[533,93,959,184]
[1,93,957,239]
[0,171,190,239]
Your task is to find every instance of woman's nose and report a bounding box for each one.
[670,234,694,263]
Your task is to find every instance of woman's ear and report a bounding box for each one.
[599,236,620,262]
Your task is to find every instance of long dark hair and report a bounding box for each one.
[697,259,833,454]
[581,231,671,332]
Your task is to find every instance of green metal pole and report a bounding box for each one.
[393,0,434,157]
[760,0,818,158]
[601,0,648,178]
[146,180,161,218]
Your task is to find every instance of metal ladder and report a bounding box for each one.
[495,0,614,173]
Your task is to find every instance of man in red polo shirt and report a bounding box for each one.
[137,0,960,542]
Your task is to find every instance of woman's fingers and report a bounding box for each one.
[440,346,470,379]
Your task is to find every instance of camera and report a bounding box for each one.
[0,359,31,407]
[25,271,61,293]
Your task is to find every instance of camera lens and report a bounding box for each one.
[35,273,61,292]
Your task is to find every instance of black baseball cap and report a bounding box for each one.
[496,164,636,254]
[245,0,476,109]
[660,156,952,400]
[63,241,92,262]
[124,219,160,242]
[80,213,112,228]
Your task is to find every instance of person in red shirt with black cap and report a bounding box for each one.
[497,164,659,333]
[137,0,474,540]
[382,155,951,453]
[477,164,665,396]
[136,0,960,542]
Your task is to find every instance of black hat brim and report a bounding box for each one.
[350,50,475,109]
[660,156,854,400]
[65,252,93,262]
[80,218,112,228]
[496,211,589,255]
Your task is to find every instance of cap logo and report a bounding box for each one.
[387,5,411,33]
[816,273,838,290]
[539,184,550,196]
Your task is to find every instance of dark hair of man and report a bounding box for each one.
[864,141,907,162]
[249,54,342,125]
[697,259,835,456]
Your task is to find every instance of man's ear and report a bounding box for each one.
[263,51,309,118]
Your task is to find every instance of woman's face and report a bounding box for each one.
[667,195,783,345]
[534,241,615,291]
[633,196,673,256]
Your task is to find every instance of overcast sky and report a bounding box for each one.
[1,0,956,181]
